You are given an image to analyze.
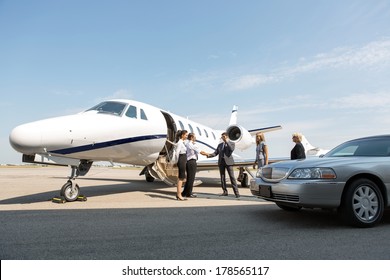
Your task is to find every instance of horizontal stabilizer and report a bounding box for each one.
[248,125,282,135]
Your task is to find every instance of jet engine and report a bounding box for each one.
[226,125,254,151]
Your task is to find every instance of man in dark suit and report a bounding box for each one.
[205,132,240,198]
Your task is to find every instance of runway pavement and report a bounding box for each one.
[0,165,270,211]
[2,166,390,260]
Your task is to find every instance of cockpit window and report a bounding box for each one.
[126,105,137,119]
[87,101,127,116]
[140,109,148,120]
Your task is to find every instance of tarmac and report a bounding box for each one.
[0,165,270,211]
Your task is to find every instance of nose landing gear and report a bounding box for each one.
[60,180,80,202]
[59,165,82,202]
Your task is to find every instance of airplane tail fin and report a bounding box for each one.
[229,105,238,126]
[301,134,330,156]
[301,134,316,151]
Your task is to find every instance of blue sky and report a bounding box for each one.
[1,0,390,164]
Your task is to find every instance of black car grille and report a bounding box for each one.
[251,190,300,202]
[272,192,299,202]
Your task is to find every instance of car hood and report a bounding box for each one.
[269,156,383,168]
[260,156,389,182]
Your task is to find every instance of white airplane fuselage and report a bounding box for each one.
[10,99,227,167]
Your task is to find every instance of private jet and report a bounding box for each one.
[9,99,281,201]
[301,135,330,157]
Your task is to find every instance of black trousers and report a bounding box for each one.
[218,160,239,194]
[182,159,197,196]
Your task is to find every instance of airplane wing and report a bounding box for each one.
[195,155,288,188]
[196,155,286,170]
[248,125,282,135]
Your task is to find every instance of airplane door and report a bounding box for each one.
[145,111,179,186]
[160,111,177,155]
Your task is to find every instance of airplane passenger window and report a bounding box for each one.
[140,109,148,120]
[125,105,137,119]
[87,101,127,116]
[204,129,209,138]
[197,127,202,136]
[179,121,185,130]
[188,124,194,133]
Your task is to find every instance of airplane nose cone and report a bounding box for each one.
[9,123,42,154]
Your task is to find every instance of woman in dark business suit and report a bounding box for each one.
[175,130,188,200]
[291,132,306,160]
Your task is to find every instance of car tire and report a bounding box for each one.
[340,178,384,228]
[276,202,302,211]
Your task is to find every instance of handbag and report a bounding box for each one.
[169,148,178,164]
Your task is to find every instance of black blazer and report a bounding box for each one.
[209,141,235,165]
[291,142,306,160]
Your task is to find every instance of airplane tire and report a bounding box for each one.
[145,174,155,182]
[240,173,249,188]
[144,169,155,182]
[60,181,80,202]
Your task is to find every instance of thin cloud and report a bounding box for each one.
[287,39,390,75]
[331,92,390,109]
[52,90,85,97]
[225,39,390,91]
[208,54,219,60]
[223,74,276,91]
[95,89,134,103]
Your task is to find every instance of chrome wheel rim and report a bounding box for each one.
[353,185,379,222]
[64,184,78,200]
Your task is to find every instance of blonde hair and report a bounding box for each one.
[256,132,265,145]
[292,132,303,142]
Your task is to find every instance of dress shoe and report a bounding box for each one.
[235,194,240,198]
[187,194,197,198]
[219,192,228,196]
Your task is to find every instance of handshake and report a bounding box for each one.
[200,151,209,157]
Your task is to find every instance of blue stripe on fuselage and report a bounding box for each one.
[50,134,167,155]
[196,140,217,151]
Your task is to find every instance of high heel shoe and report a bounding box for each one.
[176,195,187,201]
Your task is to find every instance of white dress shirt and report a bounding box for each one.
[176,139,187,155]
[186,141,200,161]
